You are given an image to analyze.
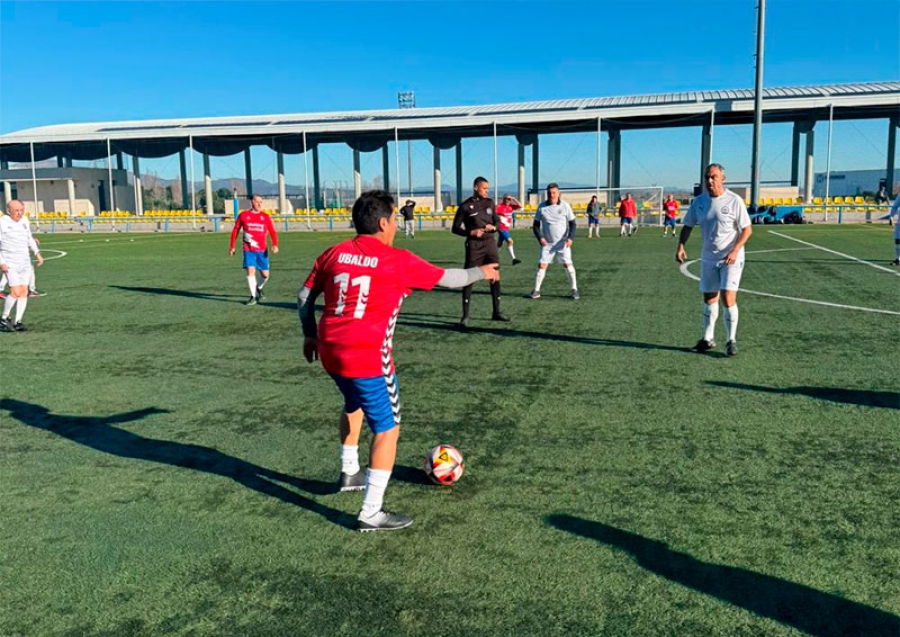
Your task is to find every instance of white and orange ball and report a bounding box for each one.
[423,444,466,485]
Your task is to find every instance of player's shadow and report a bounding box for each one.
[546,514,899,637]
[0,398,351,527]
[111,285,245,304]
[707,381,899,409]
[397,315,687,353]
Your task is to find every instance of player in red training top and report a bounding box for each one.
[618,193,637,237]
[229,194,279,305]
[298,190,499,532]
[495,194,522,265]
[662,194,679,238]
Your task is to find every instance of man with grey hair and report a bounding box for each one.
[0,200,43,332]
[676,164,752,357]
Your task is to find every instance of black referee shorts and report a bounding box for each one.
[464,237,500,268]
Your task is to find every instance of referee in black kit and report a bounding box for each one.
[452,176,509,328]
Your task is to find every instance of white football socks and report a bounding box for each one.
[14,297,27,324]
[565,265,578,291]
[258,276,269,290]
[360,468,392,518]
[246,275,258,297]
[702,302,719,342]
[2,295,14,319]
[507,244,517,260]
[723,304,739,342]
[341,444,360,475]
[533,268,546,293]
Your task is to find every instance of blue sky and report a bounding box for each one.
[1,0,898,191]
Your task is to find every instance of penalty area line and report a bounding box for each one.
[769,230,900,277]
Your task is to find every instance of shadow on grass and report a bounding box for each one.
[397,316,688,353]
[708,381,899,409]
[547,514,899,637]
[1,398,352,528]
[111,285,245,304]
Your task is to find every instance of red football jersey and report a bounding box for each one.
[495,203,514,231]
[230,210,278,252]
[303,235,444,377]
[664,200,679,218]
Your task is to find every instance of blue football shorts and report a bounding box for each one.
[329,373,401,433]
[497,229,512,242]
[664,217,677,227]
[242,250,270,270]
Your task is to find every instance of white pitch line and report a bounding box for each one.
[769,230,900,277]
[679,258,900,316]
[37,249,67,260]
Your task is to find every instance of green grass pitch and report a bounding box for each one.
[1,223,898,636]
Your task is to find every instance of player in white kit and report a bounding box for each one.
[0,200,43,332]
[676,164,752,357]
[528,183,579,300]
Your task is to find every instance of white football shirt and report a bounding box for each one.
[535,200,575,248]
[0,214,40,267]
[683,189,751,261]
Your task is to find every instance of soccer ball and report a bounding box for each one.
[424,444,465,485]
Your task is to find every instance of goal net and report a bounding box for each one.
[591,186,665,226]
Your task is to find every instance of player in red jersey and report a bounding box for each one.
[229,195,279,305]
[298,190,499,532]
[662,194,679,238]
[495,194,522,265]
[618,193,637,237]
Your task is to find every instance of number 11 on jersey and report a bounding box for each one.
[333,273,371,319]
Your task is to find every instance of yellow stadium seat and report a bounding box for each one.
[854,196,865,204]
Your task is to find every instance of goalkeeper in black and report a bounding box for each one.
[451,176,508,328]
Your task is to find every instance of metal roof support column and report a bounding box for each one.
[700,121,712,194]
[67,179,76,219]
[394,127,401,207]
[2,181,11,209]
[179,147,189,209]
[353,149,362,202]
[517,140,526,206]
[493,121,498,200]
[302,132,311,229]
[189,137,196,224]
[116,152,124,171]
[244,148,253,199]
[749,0,766,212]
[804,128,815,204]
[825,105,834,218]
[57,156,64,168]
[382,144,391,198]
[595,116,603,192]
[455,140,463,206]
[886,114,898,199]
[313,145,322,211]
[607,128,620,200]
[532,136,540,195]
[790,122,801,187]
[30,142,39,218]
[203,153,212,216]
[133,155,143,216]
[65,154,73,168]
[277,151,286,215]
[433,145,442,212]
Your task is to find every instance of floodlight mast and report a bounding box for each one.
[749,0,766,211]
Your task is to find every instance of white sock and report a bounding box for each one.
[703,302,719,342]
[565,265,578,291]
[507,244,517,260]
[360,468,392,518]
[258,276,269,290]
[0,273,7,290]
[341,444,360,475]
[533,268,547,292]
[247,275,258,297]
[723,304,739,342]
[620,225,626,236]
[2,295,15,319]
[29,270,36,292]
[14,297,27,324]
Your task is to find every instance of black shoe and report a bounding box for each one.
[338,471,366,492]
[512,258,522,266]
[491,313,510,322]
[245,296,257,306]
[256,288,266,301]
[458,317,469,329]
[726,340,738,357]
[691,339,716,353]
[13,322,27,332]
[28,289,47,298]
[570,289,580,300]
[0,318,14,332]
[892,259,900,266]
[357,510,413,532]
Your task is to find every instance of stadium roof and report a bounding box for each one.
[1,81,898,163]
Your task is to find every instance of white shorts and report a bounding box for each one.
[4,263,32,288]
[699,257,744,293]
[539,243,572,265]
